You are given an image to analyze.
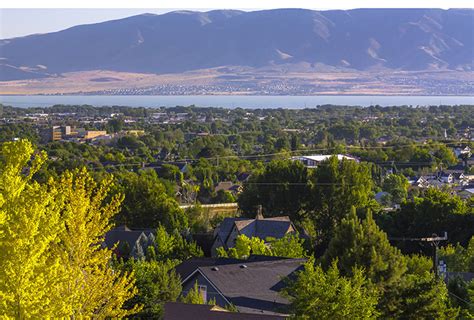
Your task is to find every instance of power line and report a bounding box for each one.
[79,141,463,166]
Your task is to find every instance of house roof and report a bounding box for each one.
[176,255,290,281]
[218,216,293,242]
[236,218,293,240]
[175,257,245,280]
[163,302,287,320]
[104,225,154,250]
[215,181,234,192]
[216,217,249,241]
[193,258,306,315]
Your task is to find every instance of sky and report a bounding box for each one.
[1,0,472,39]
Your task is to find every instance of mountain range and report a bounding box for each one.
[0,8,473,82]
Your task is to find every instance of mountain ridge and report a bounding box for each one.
[0,8,473,81]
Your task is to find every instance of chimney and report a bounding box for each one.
[256,205,264,220]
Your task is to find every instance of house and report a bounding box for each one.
[237,172,251,183]
[104,225,155,259]
[163,302,286,320]
[458,188,474,200]
[291,154,358,168]
[215,181,242,195]
[211,213,296,256]
[438,172,454,184]
[180,258,306,315]
[453,146,471,158]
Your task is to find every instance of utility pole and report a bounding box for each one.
[389,232,448,277]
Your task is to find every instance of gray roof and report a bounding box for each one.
[216,217,249,242]
[217,216,293,245]
[196,258,306,315]
[164,302,287,320]
[104,225,154,250]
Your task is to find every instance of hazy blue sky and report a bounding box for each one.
[1,5,471,39]
[1,9,183,39]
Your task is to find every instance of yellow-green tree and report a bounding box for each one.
[0,140,69,318]
[0,140,139,318]
[55,168,139,317]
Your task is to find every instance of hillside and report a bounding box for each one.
[1,9,473,79]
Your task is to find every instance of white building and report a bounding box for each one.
[291,154,358,168]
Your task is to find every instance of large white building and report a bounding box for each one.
[291,154,358,168]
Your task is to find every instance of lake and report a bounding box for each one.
[0,95,473,109]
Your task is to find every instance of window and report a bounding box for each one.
[198,285,207,303]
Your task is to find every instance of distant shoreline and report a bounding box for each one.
[1,95,473,109]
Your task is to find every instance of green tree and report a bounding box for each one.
[439,237,474,272]
[382,173,409,204]
[382,255,459,319]
[238,159,309,221]
[122,259,182,319]
[217,233,306,259]
[309,156,375,248]
[322,208,407,286]
[382,188,474,252]
[114,170,188,230]
[148,225,203,262]
[180,282,205,305]
[282,258,379,319]
[55,168,139,318]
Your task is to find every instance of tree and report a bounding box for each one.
[0,140,139,318]
[0,140,68,318]
[282,258,379,319]
[381,255,459,319]
[54,168,139,318]
[322,208,407,286]
[180,282,205,305]
[439,237,474,273]
[267,233,307,258]
[114,170,188,230]
[121,259,182,319]
[382,173,409,204]
[217,233,306,259]
[147,225,203,262]
[238,159,309,221]
[308,157,376,248]
[382,188,474,253]
[323,206,458,318]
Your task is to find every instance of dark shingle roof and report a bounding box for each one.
[216,217,249,242]
[176,255,288,281]
[217,216,294,245]
[104,225,154,249]
[197,258,306,315]
[163,302,287,320]
[175,257,245,281]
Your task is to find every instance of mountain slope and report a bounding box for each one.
[0,8,473,81]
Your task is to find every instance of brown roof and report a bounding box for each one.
[164,302,287,320]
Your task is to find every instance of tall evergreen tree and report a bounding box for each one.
[282,258,380,319]
[322,207,407,286]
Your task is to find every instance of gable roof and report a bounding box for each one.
[104,225,154,250]
[163,302,287,320]
[234,217,293,240]
[215,217,249,241]
[217,216,294,246]
[175,257,245,280]
[186,258,306,315]
[176,255,291,281]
